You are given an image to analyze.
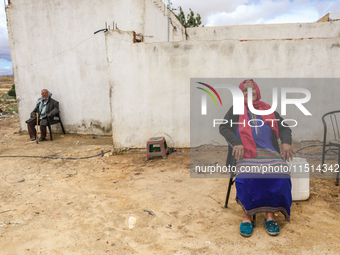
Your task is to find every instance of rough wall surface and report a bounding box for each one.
[187,21,340,41]
[330,11,340,21]
[144,0,185,43]
[6,0,184,134]
[106,28,340,148]
[6,0,145,134]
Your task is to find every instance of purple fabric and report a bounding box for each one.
[236,113,277,152]
[235,175,292,220]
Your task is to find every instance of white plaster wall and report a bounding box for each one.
[144,0,185,43]
[6,0,184,135]
[187,21,340,41]
[330,11,340,20]
[6,0,146,134]
[106,30,340,148]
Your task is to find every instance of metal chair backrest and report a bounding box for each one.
[321,110,340,186]
[322,110,340,143]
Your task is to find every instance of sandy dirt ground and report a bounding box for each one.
[1,103,340,253]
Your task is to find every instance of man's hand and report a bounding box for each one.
[32,113,36,118]
[280,143,296,162]
[232,145,244,160]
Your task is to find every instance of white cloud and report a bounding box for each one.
[169,0,249,25]
[0,2,11,64]
[263,8,320,24]
[206,1,291,26]
[170,0,340,26]
[0,66,13,75]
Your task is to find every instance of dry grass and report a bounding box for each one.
[0,75,16,114]
[0,75,14,88]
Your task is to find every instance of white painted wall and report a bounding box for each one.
[144,0,185,43]
[6,0,184,134]
[330,11,340,21]
[106,28,340,149]
[187,21,340,41]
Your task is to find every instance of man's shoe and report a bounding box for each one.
[38,138,47,141]
[30,138,36,141]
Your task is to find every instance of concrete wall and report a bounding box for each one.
[6,0,184,135]
[187,21,340,41]
[144,0,185,43]
[330,11,340,21]
[106,29,340,149]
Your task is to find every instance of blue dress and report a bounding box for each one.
[235,114,292,220]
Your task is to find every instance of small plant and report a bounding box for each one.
[8,84,16,97]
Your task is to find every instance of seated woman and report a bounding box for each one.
[219,79,296,237]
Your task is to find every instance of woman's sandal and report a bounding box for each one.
[240,215,256,237]
[264,219,280,236]
[240,222,253,237]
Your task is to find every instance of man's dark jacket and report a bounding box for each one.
[25,98,59,126]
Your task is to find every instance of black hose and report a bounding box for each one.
[296,144,323,153]
[0,150,112,160]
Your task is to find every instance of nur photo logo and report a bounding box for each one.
[197,83,312,117]
[196,82,223,115]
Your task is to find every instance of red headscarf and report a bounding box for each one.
[238,79,279,158]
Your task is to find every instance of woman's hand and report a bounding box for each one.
[232,145,244,160]
[280,143,296,162]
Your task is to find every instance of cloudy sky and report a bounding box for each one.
[0,3,11,76]
[0,0,339,76]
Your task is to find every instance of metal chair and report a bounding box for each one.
[224,141,256,226]
[47,112,65,141]
[224,142,236,208]
[321,110,340,186]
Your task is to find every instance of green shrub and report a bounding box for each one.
[8,84,16,97]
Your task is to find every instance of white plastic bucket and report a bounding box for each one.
[287,157,310,201]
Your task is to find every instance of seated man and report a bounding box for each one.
[26,89,59,141]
